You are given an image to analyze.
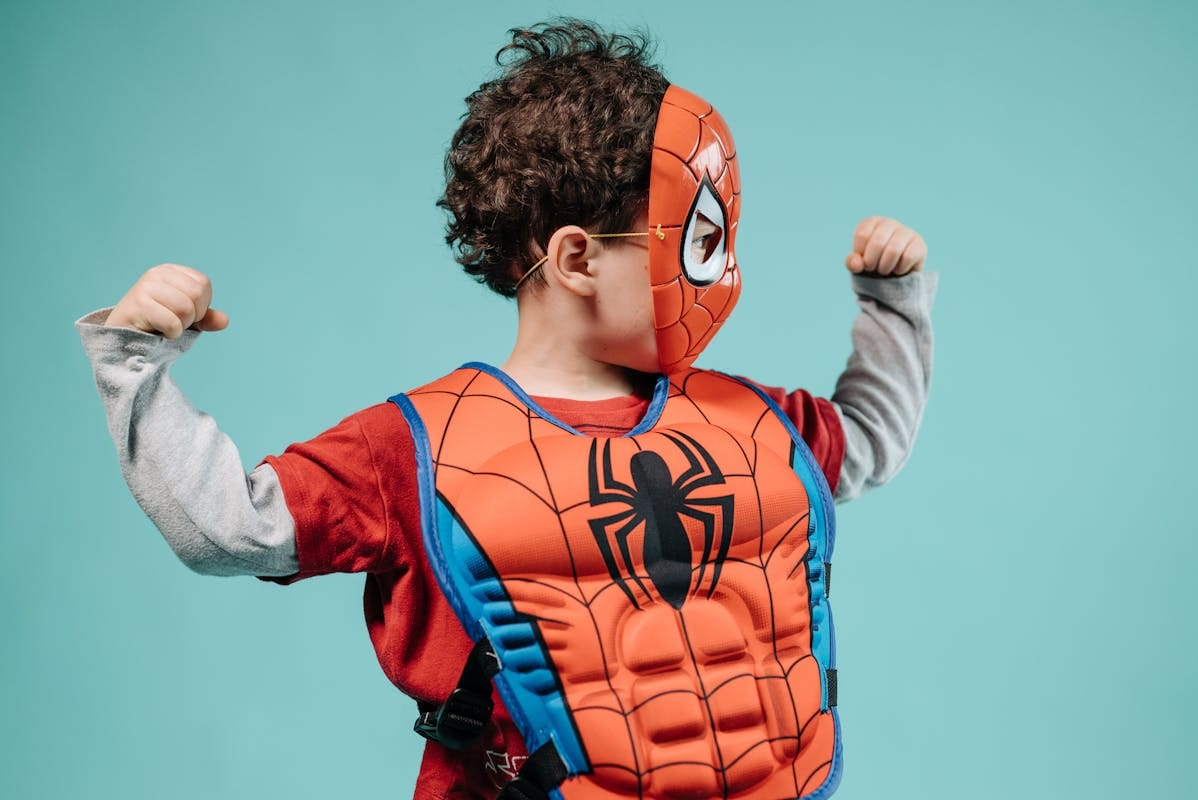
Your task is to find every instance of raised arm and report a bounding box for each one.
[78,264,298,576]
[832,217,938,502]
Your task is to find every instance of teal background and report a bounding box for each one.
[2,0,1195,797]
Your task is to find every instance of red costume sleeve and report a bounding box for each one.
[261,402,422,580]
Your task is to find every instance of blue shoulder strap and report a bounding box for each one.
[388,389,589,780]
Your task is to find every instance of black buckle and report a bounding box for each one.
[413,687,494,749]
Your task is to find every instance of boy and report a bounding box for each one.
[77,19,936,800]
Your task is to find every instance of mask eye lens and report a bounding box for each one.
[681,180,728,286]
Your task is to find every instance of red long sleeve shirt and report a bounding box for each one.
[263,378,844,799]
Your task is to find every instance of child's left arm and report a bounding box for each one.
[831,216,937,502]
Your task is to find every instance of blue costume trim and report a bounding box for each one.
[805,713,844,800]
[387,392,461,617]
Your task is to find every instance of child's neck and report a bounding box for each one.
[504,269,658,401]
[501,347,649,400]
[501,316,651,401]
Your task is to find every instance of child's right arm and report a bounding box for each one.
[78,264,298,576]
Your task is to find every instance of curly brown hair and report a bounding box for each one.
[438,19,669,297]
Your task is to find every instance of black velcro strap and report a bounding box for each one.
[497,740,569,800]
[414,637,499,750]
[826,668,838,707]
[462,635,501,687]
[824,561,831,597]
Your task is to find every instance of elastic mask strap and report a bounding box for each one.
[513,229,662,291]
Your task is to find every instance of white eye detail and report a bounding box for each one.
[681,178,728,286]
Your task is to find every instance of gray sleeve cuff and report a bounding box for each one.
[76,307,199,368]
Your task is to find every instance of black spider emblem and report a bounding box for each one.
[587,431,735,610]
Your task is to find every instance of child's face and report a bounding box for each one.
[588,212,726,375]
[590,218,659,374]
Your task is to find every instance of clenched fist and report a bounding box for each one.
[106,264,229,339]
[846,217,927,277]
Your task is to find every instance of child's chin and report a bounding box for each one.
[614,350,660,376]
[596,338,659,375]
[622,359,661,378]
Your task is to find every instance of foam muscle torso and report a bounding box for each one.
[395,364,840,799]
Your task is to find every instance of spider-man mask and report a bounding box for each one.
[647,85,742,374]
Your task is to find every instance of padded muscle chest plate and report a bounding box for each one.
[392,364,841,800]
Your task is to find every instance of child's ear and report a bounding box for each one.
[545,225,600,297]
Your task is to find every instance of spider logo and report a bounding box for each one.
[587,431,735,610]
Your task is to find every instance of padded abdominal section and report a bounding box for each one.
[561,593,831,799]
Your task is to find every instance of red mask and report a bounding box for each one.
[648,85,742,374]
